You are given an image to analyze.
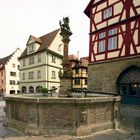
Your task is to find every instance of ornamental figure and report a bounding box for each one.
[59,17,71,32]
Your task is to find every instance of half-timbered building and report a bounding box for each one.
[85,0,140,104]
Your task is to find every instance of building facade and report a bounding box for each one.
[69,55,88,90]
[0,48,21,95]
[85,0,140,100]
[19,29,63,93]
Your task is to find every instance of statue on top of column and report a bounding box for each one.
[59,17,71,32]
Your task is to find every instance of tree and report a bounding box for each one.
[41,87,48,96]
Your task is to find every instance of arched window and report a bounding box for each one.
[29,86,34,93]
[22,86,27,93]
[116,66,140,96]
[36,86,42,93]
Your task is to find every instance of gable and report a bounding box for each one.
[27,35,41,45]
[19,29,60,59]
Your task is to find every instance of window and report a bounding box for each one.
[22,73,25,80]
[52,71,56,79]
[97,28,118,53]
[1,72,3,76]
[12,63,15,68]
[10,80,15,85]
[38,54,41,62]
[108,28,117,50]
[23,59,26,66]
[52,55,56,63]
[36,86,42,93]
[29,86,34,93]
[103,7,112,19]
[29,56,35,65]
[85,79,87,85]
[28,72,34,79]
[99,32,106,39]
[109,28,117,36]
[98,32,106,53]
[76,69,79,74]
[10,72,16,76]
[10,90,15,94]
[17,65,20,70]
[29,44,35,53]
[58,44,62,51]
[108,36,117,50]
[37,70,41,79]
[17,81,19,85]
[99,40,105,52]
[74,79,80,85]
[22,86,27,93]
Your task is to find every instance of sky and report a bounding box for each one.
[0,0,90,58]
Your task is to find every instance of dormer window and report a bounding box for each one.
[103,7,112,20]
[29,44,35,53]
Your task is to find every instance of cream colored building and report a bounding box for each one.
[19,29,63,93]
[0,48,21,95]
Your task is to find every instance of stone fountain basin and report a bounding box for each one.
[4,95,121,136]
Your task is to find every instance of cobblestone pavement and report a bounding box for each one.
[0,130,139,140]
[0,100,140,140]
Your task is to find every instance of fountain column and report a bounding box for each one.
[59,17,72,95]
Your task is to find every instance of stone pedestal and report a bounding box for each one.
[59,78,72,95]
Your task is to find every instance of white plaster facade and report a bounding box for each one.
[0,48,21,95]
[19,29,63,93]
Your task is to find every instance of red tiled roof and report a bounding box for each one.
[69,54,77,60]
[80,56,89,61]
[20,29,60,58]
[0,53,13,66]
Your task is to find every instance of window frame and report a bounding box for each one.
[102,6,113,20]
[74,79,80,85]
[38,54,41,62]
[10,80,15,85]
[10,71,16,76]
[58,44,62,51]
[29,56,35,65]
[52,55,56,63]
[23,59,26,67]
[22,73,25,80]
[97,32,106,53]
[37,70,41,79]
[108,36,117,50]
[51,71,56,79]
[29,44,35,53]
[28,71,34,79]
[108,28,118,51]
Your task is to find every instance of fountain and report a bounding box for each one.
[4,17,121,136]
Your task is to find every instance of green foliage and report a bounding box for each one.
[41,87,48,96]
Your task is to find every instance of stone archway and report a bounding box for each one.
[116,66,140,104]
[22,86,27,93]
[29,86,34,93]
[36,86,42,93]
